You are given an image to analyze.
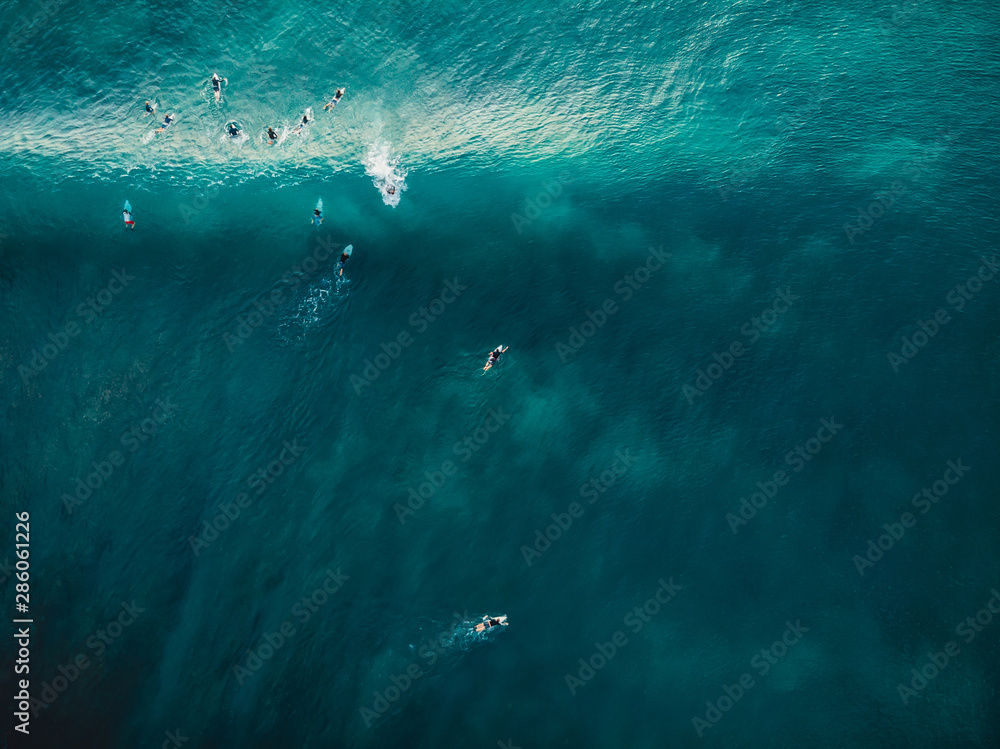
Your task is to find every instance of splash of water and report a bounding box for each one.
[364,139,407,207]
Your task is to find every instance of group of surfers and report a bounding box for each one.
[144,73,345,143]
[131,74,510,374]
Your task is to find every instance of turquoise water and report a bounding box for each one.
[2,1,999,747]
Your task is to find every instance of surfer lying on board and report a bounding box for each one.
[266,127,278,144]
[323,88,346,111]
[312,208,323,227]
[338,246,353,277]
[123,207,135,230]
[292,113,310,135]
[155,114,174,133]
[227,122,241,138]
[473,615,508,633]
[483,345,508,372]
[144,100,156,115]
[211,73,227,102]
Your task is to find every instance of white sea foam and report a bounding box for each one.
[364,139,407,207]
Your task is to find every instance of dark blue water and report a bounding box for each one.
[1,1,999,747]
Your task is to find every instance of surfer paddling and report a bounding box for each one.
[338,246,354,277]
[324,88,346,111]
[266,126,279,144]
[292,112,311,135]
[123,204,135,230]
[211,73,227,102]
[144,100,156,115]
[155,114,174,133]
[473,615,508,633]
[483,345,508,372]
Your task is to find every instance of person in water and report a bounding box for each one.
[227,122,241,138]
[144,100,156,115]
[155,114,174,133]
[473,615,508,633]
[266,126,278,144]
[323,88,346,111]
[483,345,508,371]
[312,208,323,227]
[338,249,350,276]
[123,207,135,230]
[292,113,310,135]
[386,184,396,196]
[211,73,227,102]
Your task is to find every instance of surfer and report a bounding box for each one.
[473,615,508,633]
[211,73,227,102]
[123,206,135,230]
[155,114,174,133]
[226,122,241,138]
[483,345,508,372]
[338,246,353,277]
[266,126,279,144]
[323,88,346,111]
[144,100,156,115]
[292,112,310,135]
[312,208,323,227]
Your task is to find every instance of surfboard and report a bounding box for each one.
[124,200,132,213]
[483,345,506,372]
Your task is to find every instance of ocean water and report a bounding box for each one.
[1,0,999,747]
